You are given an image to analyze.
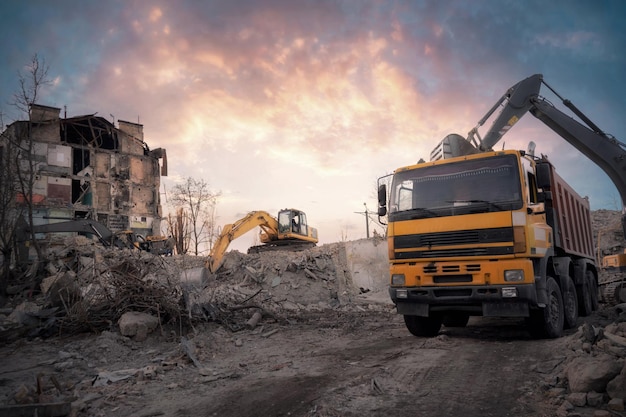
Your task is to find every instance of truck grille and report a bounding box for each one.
[424,264,481,273]
[394,227,514,259]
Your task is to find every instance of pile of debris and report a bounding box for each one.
[539,304,626,416]
[0,237,372,343]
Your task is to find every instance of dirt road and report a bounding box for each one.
[1,304,569,417]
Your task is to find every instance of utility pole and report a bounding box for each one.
[354,203,370,238]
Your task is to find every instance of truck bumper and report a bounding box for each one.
[389,284,537,318]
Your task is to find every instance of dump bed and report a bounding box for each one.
[541,161,595,259]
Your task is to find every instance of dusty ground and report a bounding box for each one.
[1,210,625,417]
[2,299,579,417]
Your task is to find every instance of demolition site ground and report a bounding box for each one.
[1,210,626,417]
[3,305,590,417]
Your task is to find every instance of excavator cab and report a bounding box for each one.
[278,209,308,236]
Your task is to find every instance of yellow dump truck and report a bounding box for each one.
[378,74,626,338]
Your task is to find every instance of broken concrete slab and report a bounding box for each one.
[118,311,159,341]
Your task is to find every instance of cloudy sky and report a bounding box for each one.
[1,0,625,252]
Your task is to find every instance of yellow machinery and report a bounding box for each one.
[378,74,626,338]
[207,208,318,273]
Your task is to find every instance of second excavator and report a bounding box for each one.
[207,208,318,273]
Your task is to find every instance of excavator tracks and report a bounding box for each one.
[248,241,316,254]
[602,281,626,305]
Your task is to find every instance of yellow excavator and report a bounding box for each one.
[207,208,318,273]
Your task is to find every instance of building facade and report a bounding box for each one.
[2,103,167,238]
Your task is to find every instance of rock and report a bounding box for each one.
[7,302,40,326]
[547,387,566,398]
[556,400,573,416]
[118,311,160,341]
[586,391,605,407]
[608,397,625,411]
[566,392,587,406]
[566,354,622,393]
[579,322,598,344]
[607,361,626,400]
[41,271,81,307]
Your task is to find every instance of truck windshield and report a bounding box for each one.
[388,154,523,220]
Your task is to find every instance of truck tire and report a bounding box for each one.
[404,314,442,337]
[442,313,470,328]
[578,271,594,317]
[562,275,578,330]
[528,277,564,339]
[589,272,599,311]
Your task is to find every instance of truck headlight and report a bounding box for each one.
[504,269,524,282]
[391,274,405,286]
[396,289,408,299]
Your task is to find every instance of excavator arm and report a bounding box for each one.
[16,218,157,250]
[207,211,279,273]
[470,73,626,233]
[20,219,115,246]
[467,73,543,151]
[529,96,626,209]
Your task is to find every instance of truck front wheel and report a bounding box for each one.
[404,314,442,337]
[528,277,564,339]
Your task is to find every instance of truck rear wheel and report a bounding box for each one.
[404,315,442,337]
[578,271,595,316]
[562,275,578,329]
[589,273,599,311]
[528,277,564,339]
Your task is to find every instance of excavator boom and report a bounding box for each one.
[460,73,626,231]
[468,74,543,151]
[208,211,278,273]
[19,219,115,246]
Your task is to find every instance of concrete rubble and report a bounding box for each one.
[1,235,389,342]
[543,304,626,416]
[0,234,391,416]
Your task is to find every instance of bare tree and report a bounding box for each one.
[0,113,23,294]
[15,56,51,274]
[164,207,191,255]
[169,177,221,256]
[0,55,52,294]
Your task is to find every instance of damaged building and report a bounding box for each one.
[1,103,167,244]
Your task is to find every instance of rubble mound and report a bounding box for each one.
[1,239,377,342]
[181,242,386,331]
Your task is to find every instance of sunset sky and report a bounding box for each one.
[1,0,625,252]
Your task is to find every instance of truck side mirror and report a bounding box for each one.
[536,163,552,190]
[377,184,387,216]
